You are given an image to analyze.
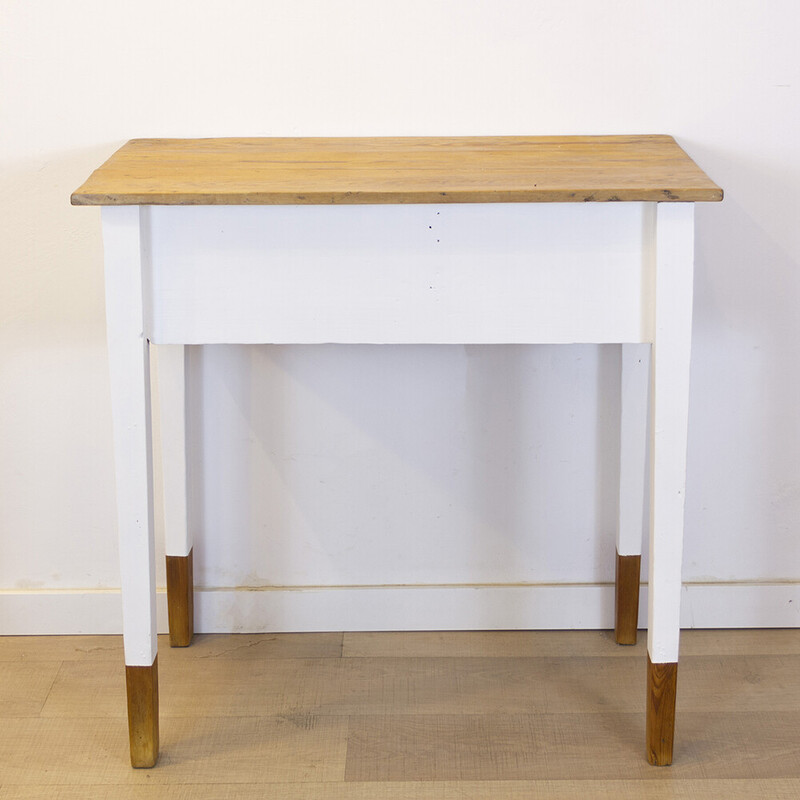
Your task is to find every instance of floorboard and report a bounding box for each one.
[1,629,798,798]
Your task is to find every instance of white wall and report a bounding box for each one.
[1,1,798,633]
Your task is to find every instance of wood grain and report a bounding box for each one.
[646,656,678,766]
[165,550,193,648]
[345,628,800,658]
[0,661,61,717]
[5,630,800,794]
[0,635,124,661]
[0,715,348,785]
[71,136,722,206]
[0,632,344,663]
[4,710,800,786]
[125,656,159,768]
[3,780,800,800]
[343,630,645,658]
[615,552,642,645]
[3,628,793,664]
[41,651,800,721]
[345,710,800,781]
[680,628,800,656]
[160,631,344,661]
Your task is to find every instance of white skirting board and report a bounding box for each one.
[0,583,798,635]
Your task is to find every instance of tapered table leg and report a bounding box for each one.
[645,202,695,765]
[158,344,194,647]
[103,206,160,767]
[616,343,650,644]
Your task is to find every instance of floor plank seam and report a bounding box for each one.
[36,659,65,716]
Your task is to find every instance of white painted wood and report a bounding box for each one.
[156,344,191,557]
[617,343,651,556]
[647,202,696,665]
[102,198,696,655]
[2,582,800,635]
[12,1,800,639]
[102,206,158,668]
[147,203,651,345]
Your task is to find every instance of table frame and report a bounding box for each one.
[100,197,695,767]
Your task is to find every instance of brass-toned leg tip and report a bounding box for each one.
[646,655,678,766]
[126,656,159,767]
[131,752,159,768]
[614,552,641,645]
[166,550,194,647]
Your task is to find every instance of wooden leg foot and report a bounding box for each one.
[126,656,159,768]
[614,551,641,644]
[646,655,677,765]
[166,549,194,647]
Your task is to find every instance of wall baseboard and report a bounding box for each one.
[1,582,798,635]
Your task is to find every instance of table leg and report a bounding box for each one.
[158,344,194,647]
[646,202,695,765]
[103,206,159,767]
[616,343,650,644]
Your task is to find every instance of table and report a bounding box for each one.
[72,136,722,768]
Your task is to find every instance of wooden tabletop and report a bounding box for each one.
[71,135,722,206]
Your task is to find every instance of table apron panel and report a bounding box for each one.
[143,203,655,345]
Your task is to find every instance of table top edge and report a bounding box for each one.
[71,134,724,206]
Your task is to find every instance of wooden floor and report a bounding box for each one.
[1,629,800,799]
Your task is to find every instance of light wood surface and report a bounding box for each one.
[2,780,799,800]
[165,551,193,647]
[615,552,642,645]
[3,630,800,797]
[71,135,722,206]
[0,661,62,717]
